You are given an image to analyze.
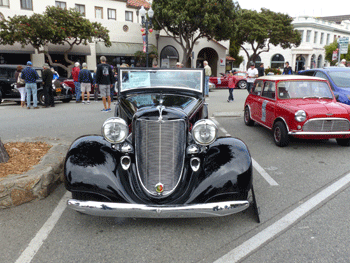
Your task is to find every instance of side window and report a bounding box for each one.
[252,80,263,95]
[315,71,328,80]
[300,70,314,76]
[262,81,276,99]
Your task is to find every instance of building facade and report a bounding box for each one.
[0,0,228,77]
[238,15,350,72]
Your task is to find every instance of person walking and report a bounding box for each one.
[15,66,26,108]
[21,61,40,109]
[95,56,114,112]
[246,62,258,93]
[78,63,93,104]
[338,59,347,67]
[42,63,54,108]
[283,62,293,75]
[227,70,235,103]
[258,63,265,77]
[204,60,211,97]
[71,62,81,103]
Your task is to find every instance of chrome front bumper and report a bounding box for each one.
[289,131,350,135]
[67,199,250,218]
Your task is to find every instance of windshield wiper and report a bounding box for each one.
[303,96,319,99]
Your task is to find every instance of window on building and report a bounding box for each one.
[320,33,324,45]
[108,8,116,20]
[95,7,103,19]
[75,4,85,16]
[314,31,318,43]
[125,11,133,22]
[55,1,66,9]
[306,30,311,42]
[0,0,9,7]
[21,0,33,10]
[298,30,304,42]
[271,54,285,69]
[326,34,330,45]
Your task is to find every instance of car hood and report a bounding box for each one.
[278,99,350,117]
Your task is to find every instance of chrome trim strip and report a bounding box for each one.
[67,199,250,218]
[289,131,350,135]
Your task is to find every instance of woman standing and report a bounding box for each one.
[15,66,26,108]
[227,70,234,103]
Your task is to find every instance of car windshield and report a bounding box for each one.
[277,80,333,99]
[235,72,246,77]
[119,69,204,93]
[327,70,350,88]
[127,94,195,109]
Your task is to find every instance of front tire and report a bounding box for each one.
[237,80,247,89]
[336,138,350,146]
[244,107,254,126]
[273,121,289,147]
[38,91,45,105]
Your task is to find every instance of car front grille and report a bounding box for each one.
[302,118,350,132]
[135,119,186,196]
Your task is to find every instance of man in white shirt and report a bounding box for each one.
[247,62,258,93]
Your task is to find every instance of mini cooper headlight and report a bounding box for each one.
[192,119,218,146]
[102,117,129,144]
[295,110,307,122]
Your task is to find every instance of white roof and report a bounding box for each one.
[257,75,326,81]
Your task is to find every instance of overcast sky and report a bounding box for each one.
[236,0,349,18]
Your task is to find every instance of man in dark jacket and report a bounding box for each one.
[42,63,54,108]
[78,62,93,104]
[258,63,265,77]
[21,61,40,109]
[95,56,114,112]
[283,62,293,75]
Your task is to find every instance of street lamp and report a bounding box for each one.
[140,6,154,67]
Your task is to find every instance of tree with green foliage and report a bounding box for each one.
[234,8,301,69]
[152,0,239,67]
[324,40,350,66]
[0,6,111,74]
[229,39,243,67]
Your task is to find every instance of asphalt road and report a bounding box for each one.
[1,88,350,263]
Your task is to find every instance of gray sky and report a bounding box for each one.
[236,0,349,18]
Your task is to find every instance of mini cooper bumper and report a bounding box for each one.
[67,199,250,218]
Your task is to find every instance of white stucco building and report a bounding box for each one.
[0,0,228,77]
[238,15,350,72]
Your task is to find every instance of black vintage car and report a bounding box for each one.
[0,65,72,105]
[64,68,259,220]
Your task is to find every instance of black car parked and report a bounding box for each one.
[0,64,72,105]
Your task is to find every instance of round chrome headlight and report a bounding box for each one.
[192,119,218,146]
[295,110,307,122]
[102,117,129,143]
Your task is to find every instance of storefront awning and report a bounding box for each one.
[96,42,150,56]
[46,43,91,55]
[0,43,35,54]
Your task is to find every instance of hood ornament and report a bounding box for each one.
[157,105,165,122]
[326,113,334,116]
[155,183,164,194]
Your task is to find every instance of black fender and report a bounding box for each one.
[64,136,252,204]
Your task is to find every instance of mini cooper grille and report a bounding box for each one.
[303,119,350,132]
[135,119,186,196]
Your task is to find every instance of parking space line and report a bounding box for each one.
[252,158,279,186]
[15,191,70,263]
[211,117,278,186]
[214,171,350,263]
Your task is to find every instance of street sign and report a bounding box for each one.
[338,37,349,54]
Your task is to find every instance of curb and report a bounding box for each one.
[0,138,70,209]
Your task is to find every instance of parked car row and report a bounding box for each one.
[0,65,72,105]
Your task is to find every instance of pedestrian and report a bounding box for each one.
[78,63,93,104]
[227,70,234,103]
[338,59,347,67]
[95,56,114,112]
[204,60,211,97]
[258,63,265,77]
[71,62,81,103]
[110,66,116,102]
[246,62,258,93]
[283,62,293,75]
[21,61,40,109]
[42,63,54,108]
[92,68,99,102]
[51,68,60,90]
[15,65,26,108]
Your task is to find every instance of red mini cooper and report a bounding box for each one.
[244,75,350,147]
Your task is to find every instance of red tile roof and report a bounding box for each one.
[127,0,151,8]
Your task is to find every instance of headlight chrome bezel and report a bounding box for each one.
[102,117,129,144]
[192,119,218,146]
[295,110,307,122]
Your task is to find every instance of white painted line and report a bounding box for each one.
[15,191,70,263]
[252,158,279,186]
[214,172,350,263]
[210,117,231,137]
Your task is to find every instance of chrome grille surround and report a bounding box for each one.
[302,118,350,132]
[135,119,186,197]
